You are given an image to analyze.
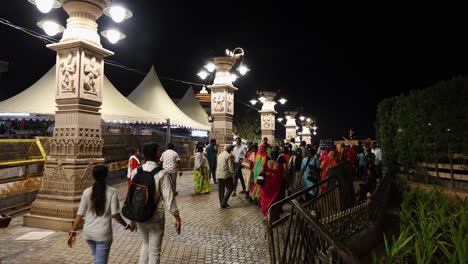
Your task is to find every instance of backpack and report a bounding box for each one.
[122,166,163,222]
[306,157,320,183]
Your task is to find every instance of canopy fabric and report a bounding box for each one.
[127,66,210,131]
[177,87,210,126]
[0,66,166,124]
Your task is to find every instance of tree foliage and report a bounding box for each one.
[376,76,468,174]
[233,108,261,142]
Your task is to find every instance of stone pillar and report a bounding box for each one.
[285,111,298,143]
[208,56,237,153]
[301,126,311,145]
[259,91,277,144]
[23,0,113,231]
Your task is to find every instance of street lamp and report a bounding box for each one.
[196,47,247,151]
[250,90,287,144]
[28,0,62,13]
[103,5,133,23]
[36,20,64,36]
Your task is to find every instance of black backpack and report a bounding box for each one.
[122,166,162,222]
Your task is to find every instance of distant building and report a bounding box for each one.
[0,61,8,80]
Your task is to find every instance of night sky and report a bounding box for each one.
[1,1,467,140]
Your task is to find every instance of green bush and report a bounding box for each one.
[374,188,467,263]
[376,76,468,176]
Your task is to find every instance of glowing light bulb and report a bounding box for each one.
[278,98,287,104]
[197,70,209,80]
[258,96,266,103]
[200,86,208,94]
[37,20,64,36]
[36,0,54,13]
[299,116,305,121]
[204,63,216,73]
[277,117,284,122]
[109,6,126,23]
[230,74,238,82]
[237,64,249,75]
[249,99,258,105]
[107,29,121,43]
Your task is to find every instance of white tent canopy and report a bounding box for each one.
[127,66,210,131]
[177,87,210,126]
[0,66,167,124]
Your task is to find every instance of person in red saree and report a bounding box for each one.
[319,150,337,193]
[346,144,357,178]
[127,148,140,187]
[260,150,285,222]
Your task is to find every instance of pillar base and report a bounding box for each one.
[23,213,78,231]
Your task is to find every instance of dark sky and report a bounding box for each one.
[1,1,467,140]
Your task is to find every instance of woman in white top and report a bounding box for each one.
[68,165,135,264]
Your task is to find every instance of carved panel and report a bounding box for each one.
[57,50,79,98]
[31,206,75,219]
[261,114,275,130]
[286,127,297,141]
[79,52,103,102]
[226,91,234,114]
[212,91,225,113]
[83,57,100,95]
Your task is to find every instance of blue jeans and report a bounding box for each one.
[86,240,112,264]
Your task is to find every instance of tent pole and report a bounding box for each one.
[166,119,171,145]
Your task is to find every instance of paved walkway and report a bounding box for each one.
[0,172,269,264]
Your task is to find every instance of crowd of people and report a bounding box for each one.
[193,137,384,222]
[66,138,382,264]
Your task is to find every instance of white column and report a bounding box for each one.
[24,0,113,231]
[259,91,277,144]
[285,111,298,143]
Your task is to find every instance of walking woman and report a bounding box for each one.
[251,143,268,201]
[68,165,134,264]
[193,145,212,194]
[320,150,337,193]
[242,144,257,200]
[260,150,286,221]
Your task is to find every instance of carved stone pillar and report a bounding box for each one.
[285,111,298,143]
[301,126,311,145]
[208,56,237,153]
[23,0,113,231]
[259,91,277,144]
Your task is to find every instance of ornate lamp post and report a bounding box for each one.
[250,91,287,144]
[24,0,130,231]
[284,111,298,143]
[197,48,248,153]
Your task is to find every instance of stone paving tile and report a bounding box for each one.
[0,172,269,263]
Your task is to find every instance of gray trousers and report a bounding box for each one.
[137,221,165,264]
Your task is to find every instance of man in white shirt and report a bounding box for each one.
[371,142,383,177]
[129,143,181,264]
[160,143,183,195]
[232,137,247,196]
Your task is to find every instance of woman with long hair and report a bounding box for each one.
[68,165,134,264]
[242,144,257,200]
[193,145,212,194]
[260,150,285,221]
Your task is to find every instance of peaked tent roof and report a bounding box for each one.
[127,66,210,131]
[177,87,210,126]
[0,66,166,124]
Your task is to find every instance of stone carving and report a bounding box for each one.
[31,207,75,219]
[262,114,275,130]
[212,92,225,113]
[59,53,77,93]
[286,127,296,141]
[81,159,94,180]
[226,92,234,114]
[51,159,72,182]
[83,57,100,95]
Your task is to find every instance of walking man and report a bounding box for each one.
[160,143,183,195]
[127,148,140,187]
[129,142,181,264]
[217,144,235,208]
[205,139,218,184]
[232,137,247,197]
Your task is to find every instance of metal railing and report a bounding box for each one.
[267,161,393,263]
